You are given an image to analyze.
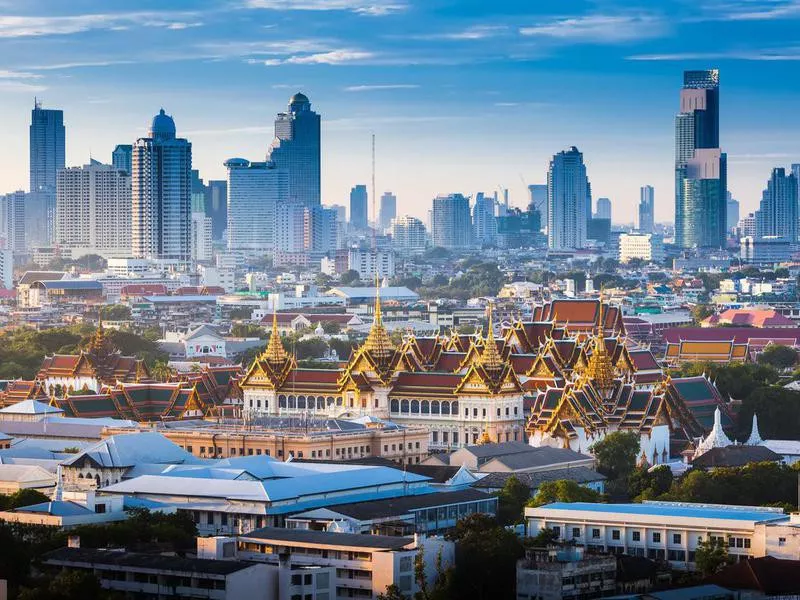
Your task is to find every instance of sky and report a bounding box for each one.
[1,1,799,224]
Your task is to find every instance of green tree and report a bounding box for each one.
[18,569,109,600]
[527,480,603,507]
[528,527,558,546]
[230,323,268,339]
[99,304,132,321]
[496,476,531,525]
[294,338,329,360]
[757,344,799,370]
[445,513,524,600]
[377,584,407,600]
[695,537,729,576]
[150,360,174,382]
[321,321,341,334]
[340,270,361,285]
[628,465,673,501]
[590,431,640,481]
[0,488,50,510]
[414,547,455,600]
[690,304,715,324]
[737,388,800,440]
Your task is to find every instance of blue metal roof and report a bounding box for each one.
[541,502,789,523]
[41,280,102,290]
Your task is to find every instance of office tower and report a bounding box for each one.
[191,212,213,262]
[379,192,397,231]
[191,170,208,213]
[473,192,497,246]
[432,193,472,249]
[131,109,192,261]
[275,203,308,253]
[30,100,65,194]
[755,167,798,242]
[349,185,368,229]
[738,213,756,238]
[497,188,510,217]
[225,158,288,254]
[306,206,338,254]
[329,204,347,224]
[266,93,321,206]
[675,69,727,248]
[391,215,427,254]
[595,197,612,221]
[639,186,655,233]
[0,249,12,289]
[56,160,132,258]
[112,144,133,175]
[207,180,227,240]
[547,146,590,251]
[0,191,26,253]
[726,194,739,234]
[528,184,547,230]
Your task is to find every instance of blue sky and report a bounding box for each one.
[0,0,799,223]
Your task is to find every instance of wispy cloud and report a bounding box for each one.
[183,125,272,136]
[0,69,45,92]
[628,47,800,61]
[0,69,41,79]
[0,12,202,38]
[242,0,405,16]
[343,84,418,91]
[251,49,375,65]
[520,14,666,43]
[421,25,509,41]
[701,0,800,21]
[24,59,136,71]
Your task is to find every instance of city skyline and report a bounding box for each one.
[1,2,800,222]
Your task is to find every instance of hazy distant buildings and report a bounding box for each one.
[675,69,727,248]
[432,193,472,249]
[379,192,396,231]
[619,233,664,264]
[528,184,547,230]
[350,185,368,229]
[391,215,426,254]
[207,180,227,240]
[595,197,612,221]
[1,191,26,253]
[56,161,131,259]
[738,213,756,238]
[756,167,798,242]
[111,144,132,175]
[348,247,395,279]
[225,158,287,254]
[266,93,321,206]
[191,212,212,262]
[131,109,192,261]
[639,185,655,233]
[726,193,739,234]
[547,146,590,251]
[472,192,497,246]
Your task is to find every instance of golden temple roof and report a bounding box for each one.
[479,303,504,372]
[583,300,615,393]
[363,280,395,363]
[263,311,289,364]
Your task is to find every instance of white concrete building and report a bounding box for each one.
[391,215,427,254]
[191,211,213,262]
[0,248,12,289]
[525,501,791,570]
[619,233,665,264]
[56,161,131,259]
[348,248,395,280]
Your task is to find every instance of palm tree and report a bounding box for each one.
[151,360,174,382]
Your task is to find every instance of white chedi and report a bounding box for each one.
[693,407,733,458]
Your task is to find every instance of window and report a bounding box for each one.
[442,432,449,444]
[612,530,620,540]
[672,533,681,544]
[496,408,500,417]
[505,407,509,416]
[652,532,661,543]
[473,408,478,418]
[551,526,560,537]
[632,531,641,542]
[572,527,580,538]
[592,528,600,538]
[482,408,486,418]
[221,513,228,526]
[514,406,518,415]
[432,431,438,443]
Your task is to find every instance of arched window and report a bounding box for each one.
[421,400,430,414]
[401,399,410,413]
[441,401,450,415]
[327,396,335,406]
[390,399,399,413]
[451,401,458,414]
[411,400,420,413]
[288,396,296,409]
[95,475,101,486]
[336,397,343,406]
[278,396,287,408]
[78,473,84,479]
[431,401,440,415]
[317,397,325,410]
[297,396,306,409]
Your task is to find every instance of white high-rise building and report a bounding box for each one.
[619,233,664,263]
[266,93,321,207]
[348,248,395,280]
[225,158,288,255]
[191,212,213,262]
[379,192,397,231]
[0,191,26,253]
[391,215,426,254]
[0,249,12,289]
[547,146,590,251]
[132,109,192,261]
[275,204,308,253]
[56,160,131,259]
[472,192,497,246]
[432,193,472,249]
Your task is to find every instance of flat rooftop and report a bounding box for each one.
[537,502,788,523]
[241,527,414,550]
[44,547,254,575]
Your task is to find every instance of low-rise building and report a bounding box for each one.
[619,233,665,264]
[516,546,617,600]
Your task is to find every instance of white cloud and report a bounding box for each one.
[520,15,665,43]
[252,49,374,65]
[343,84,418,91]
[0,69,40,79]
[242,0,405,15]
[24,59,136,70]
[0,79,46,92]
[438,25,508,40]
[627,48,800,61]
[0,12,201,38]
[705,0,800,20]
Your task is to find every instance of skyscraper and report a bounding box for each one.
[112,144,133,175]
[432,193,472,249]
[595,197,612,221]
[350,185,368,229]
[639,186,655,233]
[131,109,192,261]
[675,69,727,248]
[528,184,547,231]
[547,146,590,251]
[30,100,65,194]
[726,192,739,235]
[225,158,288,254]
[472,192,497,246]
[391,215,427,254]
[56,161,131,259]
[379,192,397,231]
[755,168,798,242]
[0,191,26,253]
[207,180,228,240]
[266,93,321,206]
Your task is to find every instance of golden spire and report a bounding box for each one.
[584,293,615,396]
[263,310,289,363]
[479,302,504,371]
[363,275,395,361]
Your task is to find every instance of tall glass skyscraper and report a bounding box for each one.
[674,69,727,248]
[595,197,612,221]
[350,184,368,229]
[131,109,192,261]
[528,184,547,231]
[266,93,321,206]
[432,193,472,249]
[547,146,590,251]
[639,186,655,233]
[379,192,397,231]
[756,168,798,242]
[112,144,133,175]
[30,100,65,194]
